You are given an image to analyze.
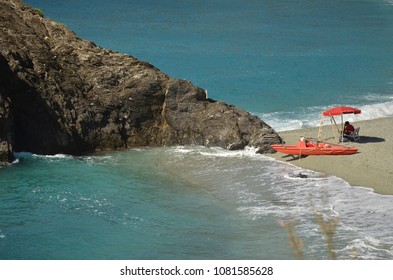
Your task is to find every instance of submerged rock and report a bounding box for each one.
[0,0,282,162]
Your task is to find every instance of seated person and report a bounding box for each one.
[342,121,355,141]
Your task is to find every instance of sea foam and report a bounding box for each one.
[257,98,393,132]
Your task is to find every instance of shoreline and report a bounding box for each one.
[267,117,393,195]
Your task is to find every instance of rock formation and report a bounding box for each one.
[0,0,282,163]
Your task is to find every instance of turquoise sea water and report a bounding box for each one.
[1,0,393,259]
[25,0,393,130]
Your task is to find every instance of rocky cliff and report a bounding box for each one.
[0,0,282,163]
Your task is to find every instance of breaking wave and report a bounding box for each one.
[257,97,393,132]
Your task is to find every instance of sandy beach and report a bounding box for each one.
[268,117,393,195]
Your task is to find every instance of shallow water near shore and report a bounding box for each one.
[1,148,393,259]
[3,0,393,259]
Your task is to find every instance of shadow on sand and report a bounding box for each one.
[357,136,385,143]
[281,154,308,161]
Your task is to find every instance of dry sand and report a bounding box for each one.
[268,117,393,195]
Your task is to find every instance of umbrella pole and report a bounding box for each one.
[341,114,344,143]
[330,116,340,143]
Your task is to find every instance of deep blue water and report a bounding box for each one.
[23,0,393,129]
[1,0,393,260]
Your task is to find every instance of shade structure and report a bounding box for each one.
[322,106,362,117]
[318,106,362,143]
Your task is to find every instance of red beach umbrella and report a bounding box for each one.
[322,106,362,116]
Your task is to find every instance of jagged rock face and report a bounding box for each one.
[0,0,282,162]
[0,92,13,163]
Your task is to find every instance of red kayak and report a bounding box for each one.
[271,138,358,156]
